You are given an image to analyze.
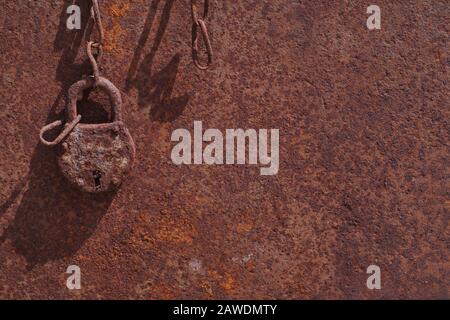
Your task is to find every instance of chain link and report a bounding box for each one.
[191,0,213,70]
[88,0,104,83]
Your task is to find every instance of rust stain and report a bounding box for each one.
[236,221,253,233]
[156,219,197,245]
[208,269,237,292]
[207,269,220,280]
[127,230,156,250]
[103,1,132,54]
[137,282,179,300]
[150,285,179,300]
[200,281,214,297]
[219,273,236,291]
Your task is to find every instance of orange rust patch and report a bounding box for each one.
[200,281,214,297]
[236,221,253,233]
[124,229,156,250]
[219,273,235,291]
[156,219,197,245]
[207,269,220,280]
[103,1,132,54]
[137,282,179,300]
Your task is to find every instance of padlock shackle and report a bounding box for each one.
[67,77,123,123]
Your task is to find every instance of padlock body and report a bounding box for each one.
[57,121,135,193]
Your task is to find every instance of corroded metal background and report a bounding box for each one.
[0,0,448,299]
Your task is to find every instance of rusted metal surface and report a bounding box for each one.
[0,0,448,299]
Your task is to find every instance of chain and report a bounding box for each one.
[87,0,105,83]
[40,0,104,146]
[191,0,213,70]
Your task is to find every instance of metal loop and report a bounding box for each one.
[39,115,82,146]
[192,19,213,70]
[191,0,209,24]
[87,0,104,81]
[90,0,104,45]
[87,41,101,83]
[67,77,123,123]
[91,41,103,61]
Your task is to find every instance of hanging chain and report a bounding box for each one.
[40,0,104,146]
[191,0,213,70]
[87,0,105,83]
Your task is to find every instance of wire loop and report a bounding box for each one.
[191,0,213,69]
[39,115,82,146]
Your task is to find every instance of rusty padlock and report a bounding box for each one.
[40,77,136,193]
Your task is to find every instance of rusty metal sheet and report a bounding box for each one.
[0,0,448,299]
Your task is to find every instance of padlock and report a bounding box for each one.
[56,77,135,193]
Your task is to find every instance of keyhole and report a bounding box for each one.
[93,170,102,190]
